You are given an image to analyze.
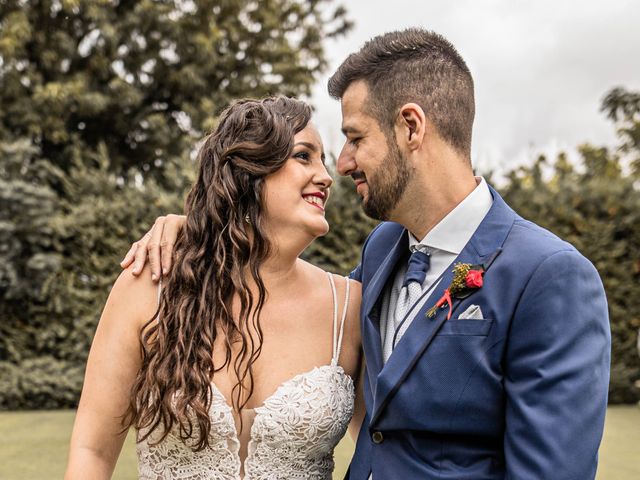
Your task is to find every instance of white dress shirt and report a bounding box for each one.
[379,177,493,363]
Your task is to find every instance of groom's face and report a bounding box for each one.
[337,81,410,221]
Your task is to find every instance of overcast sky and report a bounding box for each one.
[310,0,640,175]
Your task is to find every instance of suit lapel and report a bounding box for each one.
[369,187,516,427]
[361,230,408,397]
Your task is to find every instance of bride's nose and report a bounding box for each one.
[313,163,333,190]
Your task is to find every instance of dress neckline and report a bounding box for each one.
[210,364,353,479]
[210,363,351,413]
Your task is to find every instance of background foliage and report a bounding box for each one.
[0,0,638,408]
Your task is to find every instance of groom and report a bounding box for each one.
[327,29,610,479]
[125,28,610,479]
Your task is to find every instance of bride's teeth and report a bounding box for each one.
[303,195,322,207]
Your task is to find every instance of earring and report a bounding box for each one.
[245,214,251,224]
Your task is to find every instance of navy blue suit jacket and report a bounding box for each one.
[347,187,610,479]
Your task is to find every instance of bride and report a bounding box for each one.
[65,96,363,479]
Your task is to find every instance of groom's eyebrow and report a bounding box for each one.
[341,125,361,136]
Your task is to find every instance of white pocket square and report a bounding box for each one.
[458,304,483,319]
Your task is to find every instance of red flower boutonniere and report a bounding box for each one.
[426,263,485,320]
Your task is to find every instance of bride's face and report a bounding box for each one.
[262,122,333,240]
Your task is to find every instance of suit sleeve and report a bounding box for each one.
[350,263,362,282]
[504,250,611,480]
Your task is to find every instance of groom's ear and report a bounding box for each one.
[396,103,427,151]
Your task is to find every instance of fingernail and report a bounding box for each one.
[152,274,157,281]
[133,268,139,274]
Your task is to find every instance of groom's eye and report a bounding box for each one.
[348,137,361,147]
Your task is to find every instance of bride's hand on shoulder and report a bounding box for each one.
[120,214,186,281]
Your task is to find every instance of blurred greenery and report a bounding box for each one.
[0,407,638,479]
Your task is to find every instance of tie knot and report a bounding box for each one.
[403,250,431,288]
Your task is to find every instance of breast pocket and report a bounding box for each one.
[436,318,493,336]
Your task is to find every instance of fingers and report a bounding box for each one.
[124,214,184,281]
[120,242,139,269]
[131,231,153,277]
[146,217,166,282]
[160,214,182,276]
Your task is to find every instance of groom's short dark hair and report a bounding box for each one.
[328,28,475,158]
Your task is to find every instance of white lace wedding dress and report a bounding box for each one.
[137,273,355,479]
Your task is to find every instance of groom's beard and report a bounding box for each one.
[362,139,410,221]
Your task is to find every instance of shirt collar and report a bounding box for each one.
[408,177,493,255]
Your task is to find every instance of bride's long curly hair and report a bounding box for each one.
[124,96,312,450]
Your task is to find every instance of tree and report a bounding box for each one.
[601,87,640,176]
[0,0,351,183]
[0,136,191,408]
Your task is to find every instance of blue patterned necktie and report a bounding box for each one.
[402,250,431,288]
[383,249,432,362]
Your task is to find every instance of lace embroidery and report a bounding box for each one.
[244,365,354,479]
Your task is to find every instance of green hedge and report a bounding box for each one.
[0,140,188,409]
[3,143,640,408]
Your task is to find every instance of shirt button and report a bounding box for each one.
[372,431,384,444]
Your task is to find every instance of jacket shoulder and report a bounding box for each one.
[501,217,598,282]
[364,221,404,253]
[509,218,579,257]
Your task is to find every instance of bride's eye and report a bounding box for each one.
[294,151,311,162]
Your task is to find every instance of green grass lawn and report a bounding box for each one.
[0,406,638,479]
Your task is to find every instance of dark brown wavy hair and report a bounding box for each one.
[124,96,312,449]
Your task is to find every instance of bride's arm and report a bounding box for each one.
[342,279,365,442]
[348,357,366,442]
[65,267,156,479]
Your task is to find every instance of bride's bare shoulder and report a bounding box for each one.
[298,259,361,295]
[298,259,361,327]
[105,264,159,329]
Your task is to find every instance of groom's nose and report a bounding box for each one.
[337,142,356,177]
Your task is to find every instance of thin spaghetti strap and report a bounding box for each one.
[327,272,339,364]
[334,277,350,366]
